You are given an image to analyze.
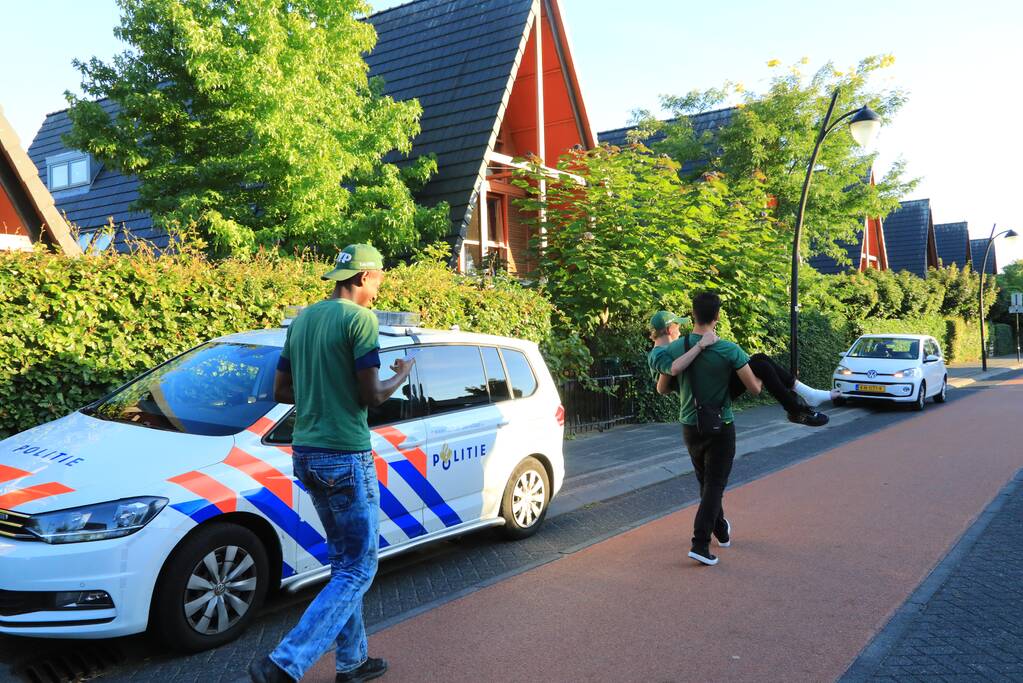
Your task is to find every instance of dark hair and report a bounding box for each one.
[692,291,721,325]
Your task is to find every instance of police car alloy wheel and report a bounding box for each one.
[934,377,948,403]
[152,523,269,652]
[500,457,550,540]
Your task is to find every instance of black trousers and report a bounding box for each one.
[729,353,803,415]
[682,422,736,550]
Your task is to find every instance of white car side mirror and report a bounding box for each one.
[925,354,940,363]
[837,351,847,357]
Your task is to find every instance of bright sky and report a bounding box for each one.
[3,0,1021,267]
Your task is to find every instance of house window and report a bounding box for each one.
[47,153,91,191]
[77,230,113,252]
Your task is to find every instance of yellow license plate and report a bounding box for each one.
[857,384,886,393]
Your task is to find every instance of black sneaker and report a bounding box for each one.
[788,409,829,427]
[337,658,388,683]
[714,518,731,547]
[249,656,294,683]
[688,547,719,566]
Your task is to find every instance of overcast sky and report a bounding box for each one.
[3,0,1020,267]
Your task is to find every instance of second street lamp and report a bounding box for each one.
[978,225,1019,371]
[789,89,881,376]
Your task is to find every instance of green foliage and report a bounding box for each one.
[993,323,1014,356]
[514,144,789,361]
[0,248,552,437]
[852,315,947,346]
[64,0,447,259]
[929,263,995,320]
[636,55,918,262]
[992,261,1023,324]
[945,318,983,363]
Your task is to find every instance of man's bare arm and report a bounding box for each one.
[668,329,718,376]
[736,364,762,396]
[656,372,675,395]
[357,358,415,408]
[273,370,295,404]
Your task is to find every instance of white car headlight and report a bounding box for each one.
[893,367,921,378]
[836,364,853,376]
[23,496,168,544]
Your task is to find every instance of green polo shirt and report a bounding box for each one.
[650,333,750,426]
[280,298,380,452]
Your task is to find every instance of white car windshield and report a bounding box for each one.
[848,337,920,361]
[85,342,281,436]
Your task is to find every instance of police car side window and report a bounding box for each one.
[417,345,490,415]
[501,348,537,398]
[480,346,512,402]
[368,349,415,427]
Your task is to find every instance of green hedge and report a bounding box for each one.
[993,323,1014,356]
[0,249,553,438]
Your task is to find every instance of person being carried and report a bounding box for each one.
[647,309,837,426]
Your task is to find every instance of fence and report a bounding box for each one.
[559,373,636,436]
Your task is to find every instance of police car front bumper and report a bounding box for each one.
[0,521,179,639]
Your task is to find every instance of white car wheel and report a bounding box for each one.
[934,376,948,403]
[913,381,926,411]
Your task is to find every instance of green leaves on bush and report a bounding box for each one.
[0,248,552,438]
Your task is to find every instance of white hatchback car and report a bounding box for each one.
[0,313,564,651]
[832,334,948,410]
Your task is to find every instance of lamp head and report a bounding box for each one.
[1005,229,1019,240]
[848,106,882,147]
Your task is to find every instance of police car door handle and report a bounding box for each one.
[496,421,510,428]
[399,439,424,450]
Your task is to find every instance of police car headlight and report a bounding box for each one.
[893,367,921,378]
[24,497,168,544]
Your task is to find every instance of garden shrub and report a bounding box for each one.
[0,247,553,438]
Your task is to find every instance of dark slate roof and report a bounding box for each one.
[934,222,970,269]
[27,99,167,252]
[970,238,998,274]
[596,107,735,175]
[807,233,863,275]
[27,0,533,249]
[882,199,932,278]
[367,0,532,234]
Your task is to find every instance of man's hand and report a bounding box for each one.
[390,357,415,375]
[698,330,719,349]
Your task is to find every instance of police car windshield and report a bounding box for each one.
[848,337,920,360]
[87,342,281,436]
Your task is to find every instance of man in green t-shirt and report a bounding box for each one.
[649,292,761,566]
[251,244,412,683]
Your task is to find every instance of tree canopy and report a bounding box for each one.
[632,56,918,265]
[64,0,448,258]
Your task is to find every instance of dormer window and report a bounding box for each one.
[46,152,91,191]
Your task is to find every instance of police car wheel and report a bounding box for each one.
[152,523,269,652]
[499,457,550,540]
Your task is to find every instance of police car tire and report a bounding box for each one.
[499,457,550,540]
[151,522,269,652]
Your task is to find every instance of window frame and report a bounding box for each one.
[46,151,92,191]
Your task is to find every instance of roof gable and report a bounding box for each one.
[597,107,735,176]
[934,221,970,269]
[1,108,79,254]
[970,238,997,274]
[881,199,936,278]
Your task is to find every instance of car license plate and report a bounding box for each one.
[857,384,886,393]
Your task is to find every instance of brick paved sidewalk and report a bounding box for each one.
[842,468,1023,682]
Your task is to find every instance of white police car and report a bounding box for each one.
[832,334,948,410]
[0,313,564,651]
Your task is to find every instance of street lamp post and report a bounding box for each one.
[978,224,1019,371]
[789,88,881,375]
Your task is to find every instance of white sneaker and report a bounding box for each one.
[715,518,731,548]
[688,548,719,566]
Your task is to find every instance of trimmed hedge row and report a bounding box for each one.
[0,249,553,438]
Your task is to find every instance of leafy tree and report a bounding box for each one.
[634,56,918,265]
[514,144,789,360]
[64,0,448,258]
[992,261,1023,324]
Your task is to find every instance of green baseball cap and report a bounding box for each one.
[649,310,691,332]
[322,244,385,281]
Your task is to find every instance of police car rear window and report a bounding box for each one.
[86,342,281,436]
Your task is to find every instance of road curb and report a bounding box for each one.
[839,467,1023,682]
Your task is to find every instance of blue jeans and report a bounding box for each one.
[270,448,379,679]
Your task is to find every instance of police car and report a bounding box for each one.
[0,312,564,651]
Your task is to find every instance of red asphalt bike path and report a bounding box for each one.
[305,376,1023,682]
